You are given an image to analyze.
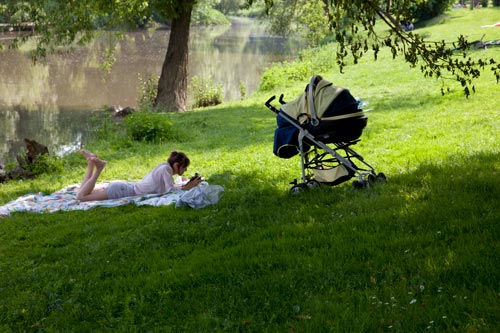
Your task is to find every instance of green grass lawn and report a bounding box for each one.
[1,7,500,332]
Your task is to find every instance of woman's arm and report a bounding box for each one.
[182,175,202,190]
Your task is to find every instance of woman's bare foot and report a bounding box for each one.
[79,149,97,160]
[94,158,107,170]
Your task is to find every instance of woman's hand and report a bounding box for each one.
[183,175,202,190]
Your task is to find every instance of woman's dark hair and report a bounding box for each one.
[168,151,190,168]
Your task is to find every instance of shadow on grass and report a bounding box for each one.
[1,152,499,331]
[118,151,499,330]
[213,150,500,228]
[369,91,450,113]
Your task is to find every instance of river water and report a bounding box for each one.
[0,20,302,164]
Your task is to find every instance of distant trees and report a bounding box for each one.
[261,0,330,47]
[214,0,245,15]
[0,1,39,27]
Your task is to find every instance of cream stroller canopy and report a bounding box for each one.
[280,75,366,126]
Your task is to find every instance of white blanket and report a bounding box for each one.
[0,182,224,217]
[0,185,176,217]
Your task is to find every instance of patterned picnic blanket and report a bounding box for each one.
[0,184,183,217]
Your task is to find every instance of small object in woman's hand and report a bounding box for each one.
[189,173,200,182]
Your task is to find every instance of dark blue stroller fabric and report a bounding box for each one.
[273,114,300,158]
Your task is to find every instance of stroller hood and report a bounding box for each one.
[281,77,357,124]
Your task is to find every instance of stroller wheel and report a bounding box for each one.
[307,179,321,188]
[352,179,368,189]
[376,172,387,182]
[290,184,307,194]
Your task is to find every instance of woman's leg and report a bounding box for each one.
[79,149,96,159]
[81,157,95,185]
[79,149,98,184]
[76,158,109,201]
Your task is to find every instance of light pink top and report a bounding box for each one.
[133,163,177,195]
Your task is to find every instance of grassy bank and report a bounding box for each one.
[1,7,500,332]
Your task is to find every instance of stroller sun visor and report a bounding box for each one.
[280,78,362,124]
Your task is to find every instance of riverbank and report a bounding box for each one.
[0,19,302,165]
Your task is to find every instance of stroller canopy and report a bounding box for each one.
[281,76,362,124]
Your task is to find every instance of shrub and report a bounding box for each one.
[409,0,452,22]
[26,154,65,176]
[136,74,159,111]
[493,0,500,6]
[124,112,174,143]
[189,75,223,108]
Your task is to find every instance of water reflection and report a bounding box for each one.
[0,107,93,163]
[0,20,303,163]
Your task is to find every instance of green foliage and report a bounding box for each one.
[3,160,17,172]
[136,73,159,111]
[4,151,64,178]
[262,0,332,46]
[296,0,331,47]
[0,1,34,24]
[124,112,174,143]
[5,0,498,107]
[494,0,500,6]
[98,46,117,74]
[191,7,230,26]
[263,0,297,36]
[330,0,500,97]
[89,111,123,141]
[214,0,246,15]
[9,2,32,23]
[0,4,7,22]
[258,45,336,91]
[239,80,247,100]
[246,0,500,97]
[408,0,454,22]
[26,154,65,176]
[189,75,223,108]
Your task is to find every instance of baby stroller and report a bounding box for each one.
[265,75,386,193]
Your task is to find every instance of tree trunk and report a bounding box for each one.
[155,0,195,112]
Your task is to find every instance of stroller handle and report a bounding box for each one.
[265,94,287,114]
[265,95,280,114]
[279,94,286,104]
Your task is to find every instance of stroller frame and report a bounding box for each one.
[266,94,385,193]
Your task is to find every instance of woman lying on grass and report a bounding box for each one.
[76,149,202,201]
